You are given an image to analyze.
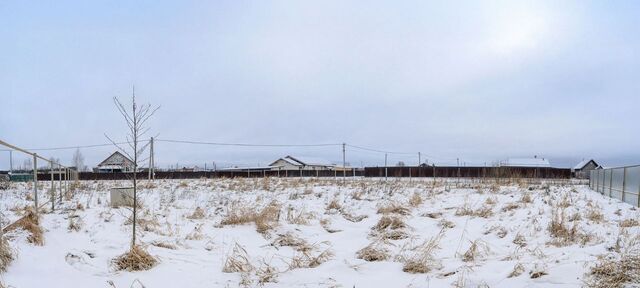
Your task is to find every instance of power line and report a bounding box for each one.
[0,141,136,152]
[155,139,342,148]
[346,144,417,155]
[0,138,461,165]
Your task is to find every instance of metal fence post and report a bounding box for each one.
[637,167,640,207]
[609,170,613,198]
[33,153,38,213]
[622,167,627,203]
[58,164,62,203]
[50,161,55,211]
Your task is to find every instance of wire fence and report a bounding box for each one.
[590,165,640,207]
[0,139,78,219]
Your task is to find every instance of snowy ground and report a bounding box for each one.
[0,177,638,287]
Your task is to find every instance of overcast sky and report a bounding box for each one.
[1,1,639,169]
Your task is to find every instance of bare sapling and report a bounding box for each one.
[106,88,159,271]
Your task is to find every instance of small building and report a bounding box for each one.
[94,151,134,173]
[501,157,551,168]
[572,159,600,179]
[269,155,335,171]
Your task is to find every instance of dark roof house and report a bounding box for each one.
[94,151,134,173]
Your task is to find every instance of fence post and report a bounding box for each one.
[58,164,62,203]
[50,161,55,211]
[384,153,388,181]
[609,169,613,198]
[637,167,640,207]
[33,154,38,213]
[622,168,627,203]
[66,168,69,198]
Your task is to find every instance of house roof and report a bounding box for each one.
[285,156,334,167]
[97,151,133,167]
[502,158,550,168]
[268,157,301,167]
[268,155,335,167]
[573,159,598,170]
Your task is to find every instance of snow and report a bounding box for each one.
[0,178,638,287]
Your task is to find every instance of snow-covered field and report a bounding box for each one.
[1,178,639,287]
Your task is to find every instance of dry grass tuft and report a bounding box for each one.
[3,208,44,245]
[220,201,281,234]
[377,203,411,216]
[587,236,640,288]
[455,203,493,218]
[421,212,442,219]
[319,218,342,233]
[286,207,314,225]
[438,219,455,229]
[373,216,406,231]
[325,199,342,212]
[474,205,494,218]
[462,239,490,262]
[113,245,157,271]
[454,202,473,216]
[620,219,640,228]
[513,233,527,247]
[288,242,334,269]
[0,238,14,272]
[501,202,520,212]
[484,197,497,205]
[356,242,390,262]
[187,207,206,220]
[272,232,307,249]
[409,192,423,207]
[256,260,278,284]
[341,211,367,223]
[401,230,445,274]
[68,216,83,232]
[585,205,604,223]
[508,263,525,278]
[548,209,591,246]
[530,269,548,279]
[520,193,533,204]
[223,243,254,273]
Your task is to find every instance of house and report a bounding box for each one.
[94,151,134,173]
[501,157,551,168]
[269,156,335,171]
[572,159,600,179]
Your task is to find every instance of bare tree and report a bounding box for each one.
[106,88,159,247]
[72,148,85,172]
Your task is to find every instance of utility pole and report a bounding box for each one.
[384,153,388,181]
[342,143,346,184]
[148,137,154,180]
[418,152,421,166]
[457,158,460,185]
